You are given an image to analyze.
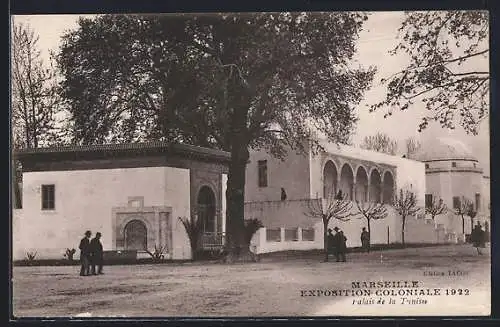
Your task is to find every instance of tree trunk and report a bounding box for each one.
[401,216,406,247]
[462,215,465,234]
[367,218,371,250]
[225,116,252,262]
[323,220,329,262]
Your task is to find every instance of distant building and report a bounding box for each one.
[12,142,230,260]
[414,137,491,236]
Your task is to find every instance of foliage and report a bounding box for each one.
[178,215,204,260]
[305,193,353,261]
[243,218,264,246]
[63,248,76,261]
[11,22,66,149]
[425,196,448,220]
[354,200,388,242]
[393,189,420,246]
[404,137,421,159]
[25,251,37,261]
[57,13,375,258]
[371,11,489,135]
[360,132,398,155]
[145,244,168,262]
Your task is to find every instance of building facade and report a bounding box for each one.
[245,140,434,254]
[414,137,491,236]
[12,142,230,260]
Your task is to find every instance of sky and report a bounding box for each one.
[11,12,490,174]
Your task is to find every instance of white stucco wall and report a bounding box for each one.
[221,173,227,235]
[13,167,191,260]
[245,148,310,202]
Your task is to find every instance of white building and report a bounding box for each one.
[413,137,491,237]
[12,142,230,260]
[244,140,440,254]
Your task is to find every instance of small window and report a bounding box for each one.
[425,163,429,169]
[41,184,55,210]
[452,162,457,168]
[258,160,268,187]
[475,193,481,211]
[302,228,315,241]
[473,163,476,168]
[425,194,433,208]
[452,196,461,210]
[285,228,299,241]
[266,228,281,242]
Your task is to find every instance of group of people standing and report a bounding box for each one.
[327,227,371,262]
[79,230,104,276]
[327,227,348,262]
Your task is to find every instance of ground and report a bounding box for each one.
[12,244,490,317]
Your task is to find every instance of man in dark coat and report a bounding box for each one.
[470,223,485,255]
[337,230,348,262]
[79,230,92,276]
[90,232,104,275]
[361,227,370,253]
[327,228,335,257]
[332,227,345,262]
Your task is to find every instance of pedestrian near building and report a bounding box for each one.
[90,232,104,275]
[361,227,370,253]
[337,230,348,262]
[79,230,92,276]
[327,228,335,257]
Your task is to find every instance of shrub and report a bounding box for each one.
[64,248,76,261]
[244,218,264,246]
[26,251,37,261]
[145,244,167,262]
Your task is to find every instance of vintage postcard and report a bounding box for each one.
[10,10,490,318]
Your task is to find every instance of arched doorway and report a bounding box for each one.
[323,160,338,199]
[355,166,369,202]
[197,186,216,233]
[124,219,147,250]
[340,164,354,201]
[383,171,395,204]
[370,169,382,203]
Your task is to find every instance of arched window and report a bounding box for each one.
[355,166,369,202]
[197,186,216,233]
[340,164,354,201]
[124,219,147,250]
[323,160,338,199]
[383,171,395,204]
[369,169,382,203]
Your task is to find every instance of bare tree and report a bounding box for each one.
[305,193,353,262]
[454,196,473,235]
[354,200,388,250]
[425,196,448,220]
[405,137,422,159]
[11,22,63,149]
[360,132,398,155]
[393,189,420,246]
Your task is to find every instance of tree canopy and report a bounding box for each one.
[57,13,375,259]
[360,132,398,155]
[371,10,489,135]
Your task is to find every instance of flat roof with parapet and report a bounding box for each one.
[14,141,231,172]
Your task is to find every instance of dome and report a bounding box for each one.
[414,137,477,162]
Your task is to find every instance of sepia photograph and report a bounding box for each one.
[10,10,491,318]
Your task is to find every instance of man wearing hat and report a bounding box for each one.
[327,228,335,258]
[90,232,104,275]
[79,230,92,276]
[332,227,341,262]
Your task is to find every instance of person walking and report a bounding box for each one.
[79,230,92,276]
[470,223,485,255]
[90,232,104,275]
[332,227,342,262]
[338,230,348,262]
[361,227,370,253]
